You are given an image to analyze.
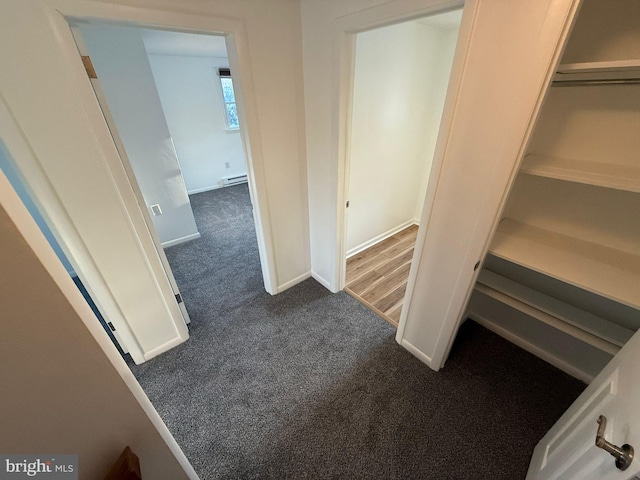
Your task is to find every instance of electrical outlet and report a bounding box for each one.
[150,204,162,216]
[225,162,230,168]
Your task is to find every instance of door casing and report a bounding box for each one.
[334,0,466,293]
[1,0,279,362]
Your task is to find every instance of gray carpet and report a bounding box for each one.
[130,184,586,479]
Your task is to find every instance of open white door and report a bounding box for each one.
[393,0,580,371]
[70,25,191,326]
[527,329,640,479]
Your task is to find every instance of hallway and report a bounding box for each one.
[128,185,585,479]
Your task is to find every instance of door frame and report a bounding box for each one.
[3,0,279,360]
[335,0,466,292]
[333,0,468,326]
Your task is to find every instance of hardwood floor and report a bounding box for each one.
[345,225,418,328]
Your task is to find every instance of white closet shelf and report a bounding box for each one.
[476,269,633,350]
[521,154,640,192]
[557,60,640,74]
[554,60,640,84]
[489,219,640,311]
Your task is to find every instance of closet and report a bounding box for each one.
[467,0,640,383]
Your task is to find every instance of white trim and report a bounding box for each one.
[334,28,356,293]
[161,232,201,248]
[277,271,312,293]
[223,32,279,295]
[0,170,199,479]
[311,270,334,292]
[469,312,594,384]
[187,184,222,195]
[346,219,416,259]
[143,336,187,361]
[399,338,435,369]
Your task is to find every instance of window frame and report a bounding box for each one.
[217,67,239,132]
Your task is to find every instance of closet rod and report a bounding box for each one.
[553,78,640,87]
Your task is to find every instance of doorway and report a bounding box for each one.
[68,22,267,352]
[0,2,279,364]
[343,9,463,327]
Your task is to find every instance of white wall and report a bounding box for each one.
[147,53,247,194]
[79,24,200,247]
[0,172,193,479]
[346,18,460,254]
[413,25,460,219]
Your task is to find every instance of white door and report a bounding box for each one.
[70,26,191,326]
[392,0,581,372]
[527,328,640,479]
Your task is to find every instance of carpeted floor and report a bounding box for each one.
[130,184,586,479]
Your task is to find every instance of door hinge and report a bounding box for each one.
[81,56,97,79]
[346,201,350,208]
[175,293,183,304]
[107,322,116,332]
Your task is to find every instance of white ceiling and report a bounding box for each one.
[414,9,463,30]
[141,29,228,58]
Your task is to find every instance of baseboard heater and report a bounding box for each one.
[222,174,248,187]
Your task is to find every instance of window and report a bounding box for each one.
[218,68,239,130]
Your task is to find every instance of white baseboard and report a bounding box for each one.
[311,270,334,292]
[346,219,417,259]
[161,232,201,248]
[187,184,222,195]
[143,336,186,362]
[277,271,311,293]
